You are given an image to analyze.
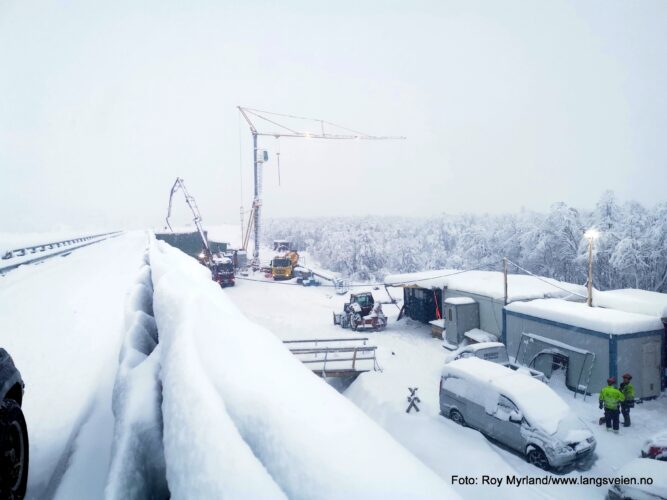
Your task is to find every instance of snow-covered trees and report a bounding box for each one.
[263,192,667,292]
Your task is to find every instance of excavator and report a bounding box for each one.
[165,177,235,287]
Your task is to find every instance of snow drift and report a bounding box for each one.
[150,239,457,499]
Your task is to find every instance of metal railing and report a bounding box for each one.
[284,337,381,377]
[1,231,123,273]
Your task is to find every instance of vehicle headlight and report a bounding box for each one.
[551,445,572,455]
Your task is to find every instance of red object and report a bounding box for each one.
[607,377,616,384]
[622,373,633,380]
[434,290,441,320]
[648,446,662,458]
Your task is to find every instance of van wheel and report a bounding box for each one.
[0,399,29,500]
[526,447,550,470]
[449,409,465,426]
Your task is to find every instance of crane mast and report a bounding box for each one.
[237,106,405,268]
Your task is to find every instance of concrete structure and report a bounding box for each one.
[505,299,664,399]
[155,231,228,258]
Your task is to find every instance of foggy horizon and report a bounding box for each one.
[2,0,666,232]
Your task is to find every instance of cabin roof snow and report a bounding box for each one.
[506,298,664,335]
[594,288,667,319]
[384,269,585,302]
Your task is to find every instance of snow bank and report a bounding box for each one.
[594,288,667,319]
[150,240,456,499]
[506,298,664,335]
[151,243,285,499]
[385,269,585,302]
[106,260,168,500]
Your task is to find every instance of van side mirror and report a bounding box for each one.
[509,410,523,423]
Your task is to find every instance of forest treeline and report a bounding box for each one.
[263,191,667,292]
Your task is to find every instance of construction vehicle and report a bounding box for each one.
[211,255,235,287]
[165,177,236,288]
[271,250,299,280]
[1,348,28,499]
[333,292,387,332]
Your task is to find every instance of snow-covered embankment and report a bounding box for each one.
[150,239,457,499]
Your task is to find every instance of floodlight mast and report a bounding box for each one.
[237,106,405,267]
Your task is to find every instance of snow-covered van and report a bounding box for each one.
[451,342,547,382]
[439,357,596,470]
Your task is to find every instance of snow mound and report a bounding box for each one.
[150,239,456,499]
[385,269,586,302]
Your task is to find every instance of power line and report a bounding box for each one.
[505,258,588,300]
[234,268,475,289]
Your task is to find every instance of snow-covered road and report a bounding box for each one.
[0,231,148,498]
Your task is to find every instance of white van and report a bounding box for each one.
[439,357,596,470]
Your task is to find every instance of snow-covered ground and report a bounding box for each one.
[2,233,666,499]
[0,231,148,498]
[225,267,667,500]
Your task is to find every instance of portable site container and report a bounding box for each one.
[504,299,664,399]
[443,297,480,346]
[384,269,585,342]
[594,289,667,385]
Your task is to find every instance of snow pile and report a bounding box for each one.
[106,256,168,500]
[151,244,284,499]
[150,240,456,499]
[463,329,497,343]
[506,298,664,335]
[385,269,585,302]
[594,288,667,319]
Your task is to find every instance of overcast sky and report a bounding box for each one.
[1,0,666,232]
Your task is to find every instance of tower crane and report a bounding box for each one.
[237,106,405,267]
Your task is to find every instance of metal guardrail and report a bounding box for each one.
[284,337,381,378]
[0,231,123,274]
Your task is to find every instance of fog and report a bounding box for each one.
[1,0,666,231]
